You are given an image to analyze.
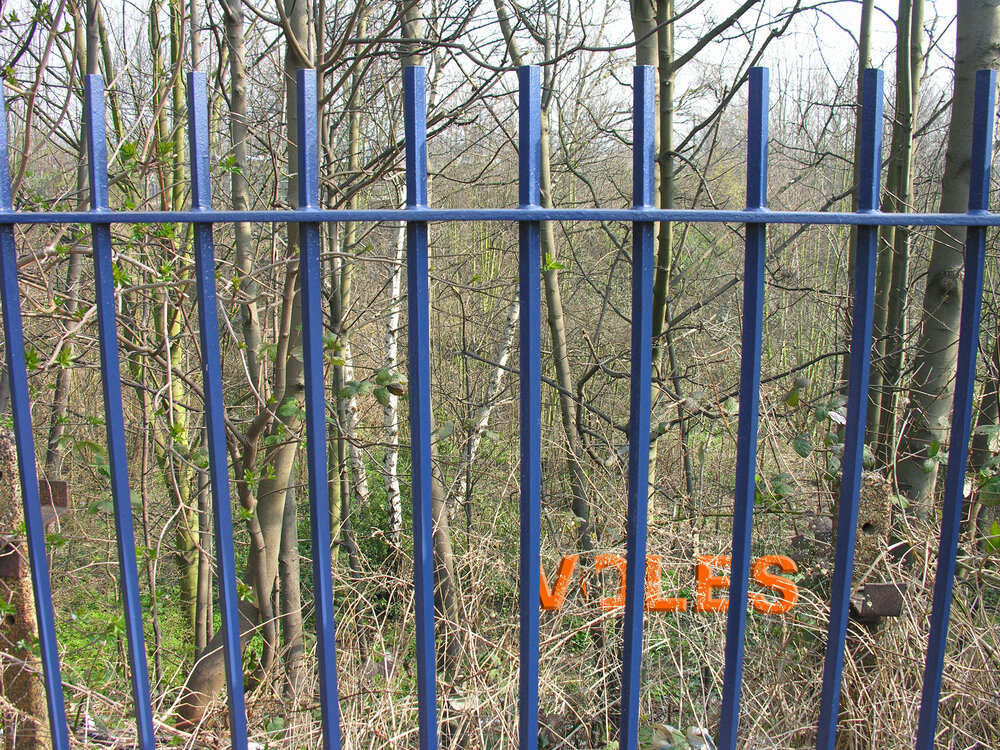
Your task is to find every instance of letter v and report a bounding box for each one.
[540,555,578,610]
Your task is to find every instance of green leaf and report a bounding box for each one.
[862,445,876,470]
[237,582,254,602]
[433,421,455,441]
[792,433,813,458]
[264,716,286,734]
[73,439,106,457]
[277,398,301,418]
[24,345,41,370]
[783,387,800,407]
[974,424,1000,452]
[54,346,73,367]
[374,386,390,406]
[927,439,940,458]
[771,473,795,499]
[339,380,374,399]
[542,253,566,271]
[980,474,1000,506]
[986,520,1000,554]
[88,496,114,515]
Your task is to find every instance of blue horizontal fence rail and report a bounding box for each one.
[0,63,994,750]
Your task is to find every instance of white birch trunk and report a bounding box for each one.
[384,221,406,548]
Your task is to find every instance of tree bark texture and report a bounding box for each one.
[896,0,1000,512]
[0,434,49,750]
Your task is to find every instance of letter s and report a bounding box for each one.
[750,555,798,614]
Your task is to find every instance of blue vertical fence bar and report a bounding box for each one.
[185,71,249,750]
[295,67,343,750]
[618,64,656,750]
[0,79,72,750]
[84,74,157,749]
[718,66,769,750]
[517,64,542,750]
[914,68,996,750]
[815,68,884,750]
[404,64,439,750]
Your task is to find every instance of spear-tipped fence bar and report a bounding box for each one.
[815,67,885,750]
[518,64,543,750]
[187,70,250,750]
[0,64,993,750]
[84,73,157,750]
[914,67,997,750]
[718,65,769,750]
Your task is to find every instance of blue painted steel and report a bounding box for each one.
[84,74,157,749]
[619,64,656,750]
[718,66,769,750]
[914,69,996,750]
[8,207,1000,227]
[0,80,72,750]
[185,72,250,750]
[295,67,344,750]
[404,65,439,750]
[517,64,542,750]
[815,68,884,750]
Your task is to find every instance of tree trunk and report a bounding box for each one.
[968,325,1000,543]
[630,0,658,67]
[279,475,306,702]
[195,478,212,655]
[896,0,1000,513]
[0,434,49,750]
[44,0,97,477]
[177,0,313,723]
[222,0,262,389]
[873,0,923,464]
[384,222,405,551]
[334,20,371,554]
[494,0,594,555]
[971,325,1000,472]
[398,0,464,686]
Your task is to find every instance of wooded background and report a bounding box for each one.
[1,0,999,747]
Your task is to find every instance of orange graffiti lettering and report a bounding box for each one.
[750,555,798,614]
[540,555,578,610]
[695,555,731,612]
[645,555,687,612]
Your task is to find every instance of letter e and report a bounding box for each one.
[695,555,730,612]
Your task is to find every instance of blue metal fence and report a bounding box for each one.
[0,63,995,750]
